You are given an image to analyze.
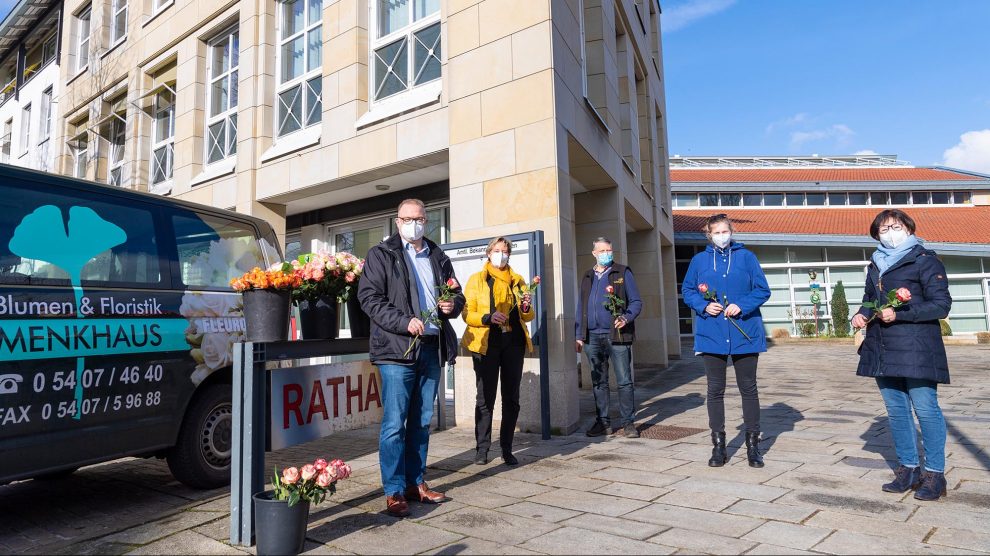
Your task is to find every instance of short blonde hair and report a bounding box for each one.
[397,198,426,213]
[486,236,511,256]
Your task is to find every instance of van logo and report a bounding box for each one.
[0,374,23,395]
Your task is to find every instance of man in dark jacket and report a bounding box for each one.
[358,199,464,517]
[576,237,643,438]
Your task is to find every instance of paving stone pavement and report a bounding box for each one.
[2,341,989,555]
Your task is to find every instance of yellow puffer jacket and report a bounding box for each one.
[461,266,535,356]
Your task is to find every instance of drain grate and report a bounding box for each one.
[625,424,707,440]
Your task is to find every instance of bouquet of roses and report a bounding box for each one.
[698,283,751,341]
[229,262,301,292]
[403,278,460,357]
[861,287,911,324]
[272,457,352,507]
[290,251,365,304]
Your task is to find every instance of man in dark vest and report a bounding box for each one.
[576,237,643,438]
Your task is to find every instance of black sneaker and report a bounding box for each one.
[586,421,609,437]
[623,423,640,438]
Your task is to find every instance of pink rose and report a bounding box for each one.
[313,458,328,471]
[345,272,356,283]
[605,285,615,294]
[532,276,541,285]
[281,466,300,485]
[300,464,317,481]
[316,470,332,488]
[895,288,912,303]
[698,283,709,294]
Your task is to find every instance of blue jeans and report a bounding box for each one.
[876,377,947,473]
[584,333,635,427]
[377,345,441,496]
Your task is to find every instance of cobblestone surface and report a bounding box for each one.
[2,342,989,555]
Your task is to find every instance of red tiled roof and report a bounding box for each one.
[670,168,983,183]
[672,207,990,244]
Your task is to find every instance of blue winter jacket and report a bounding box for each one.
[681,242,771,355]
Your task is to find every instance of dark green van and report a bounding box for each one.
[0,164,281,488]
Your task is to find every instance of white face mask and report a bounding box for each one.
[879,229,908,249]
[711,232,731,249]
[399,220,425,242]
[489,252,508,268]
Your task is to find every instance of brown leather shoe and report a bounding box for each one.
[404,482,446,504]
[385,494,410,517]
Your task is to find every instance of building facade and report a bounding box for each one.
[0,0,63,172]
[7,0,679,435]
[671,155,990,337]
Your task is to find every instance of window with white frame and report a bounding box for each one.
[153,0,170,12]
[372,0,440,102]
[150,87,174,187]
[70,121,89,178]
[42,34,57,65]
[98,94,127,186]
[40,87,53,142]
[110,0,128,45]
[276,0,322,138]
[76,6,91,71]
[20,104,31,154]
[1,119,11,163]
[206,26,239,163]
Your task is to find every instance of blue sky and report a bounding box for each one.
[661,0,990,172]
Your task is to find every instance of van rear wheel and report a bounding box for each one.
[167,384,233,489]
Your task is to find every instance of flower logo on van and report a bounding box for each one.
[179,237,264,385]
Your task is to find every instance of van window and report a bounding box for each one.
[0,184,163,287]
[172,212,265,290]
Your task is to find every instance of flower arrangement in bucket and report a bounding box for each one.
[253,458,352,556]
[290,251,365,339]
[230,263,301,342]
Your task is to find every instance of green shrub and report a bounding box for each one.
[940,319,952,337]
[799,322,818,337]
[831,281,850,338]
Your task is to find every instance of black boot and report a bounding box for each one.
[882,465,921,493]
[914,470,947,501]
[474,449,488,465]
[745,432,764,468]
[708,431,727,467]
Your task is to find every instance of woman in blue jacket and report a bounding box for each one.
[852,209,952,502]
[682,214,771,468]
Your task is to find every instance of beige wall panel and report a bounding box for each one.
[256,158,291,199]
[446,4,480,58]
[448,0,482,16]
[448,94,482,145]
[396,109,449,160]
[326,28,361,75]
[291,144,339,189]
[338,125,397,176]
[477,0,550,46]
[514,118,557,174]
[323,102,360,145]
[447,36,512,101]
[483,167,559,226]
[448,128,515,184]
[448,182,485,233]
[480,70,554,136]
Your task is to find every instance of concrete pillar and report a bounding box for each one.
[626,228,666,366]
[661,242,682,358]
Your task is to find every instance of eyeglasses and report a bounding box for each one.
[706,213,728,224]
[878,224,904,233]
[397,217,427,225]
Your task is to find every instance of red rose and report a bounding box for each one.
[605,285,615,294]
[313,458,328,471]
[446,278,458,288]
[532,276,541,285]
[895,288,912,303]
[698,283,709,294]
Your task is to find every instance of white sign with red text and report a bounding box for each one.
[269,361,383,450]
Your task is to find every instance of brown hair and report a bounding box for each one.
[702,213,734,234]
[486,236,511,256]
[869,209,916,240]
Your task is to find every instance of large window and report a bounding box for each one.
[20,104,31,154]
[372,0,440,101]
[150,87,175,188]
[207,27,239,163]
[76,6,91,71]
[276,0,322,137]
[173,213,265,289]
[110,0,128,45]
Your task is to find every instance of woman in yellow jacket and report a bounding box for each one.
[462,237,535,466]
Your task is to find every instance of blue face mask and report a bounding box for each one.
[596,252,613,266]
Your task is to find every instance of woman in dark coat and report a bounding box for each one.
[852,209,952,501]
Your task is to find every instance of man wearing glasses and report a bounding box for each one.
[358,199,464,517]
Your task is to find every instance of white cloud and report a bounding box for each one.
[662,0,737,33]
[942,129,990,173]
[854,149,879,156]
[790,124,855,149]
[766,113,809,134]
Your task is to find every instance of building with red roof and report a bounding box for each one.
[671,155,990,336]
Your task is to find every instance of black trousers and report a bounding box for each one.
[703,353,760,434]
[474,332,525,453]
